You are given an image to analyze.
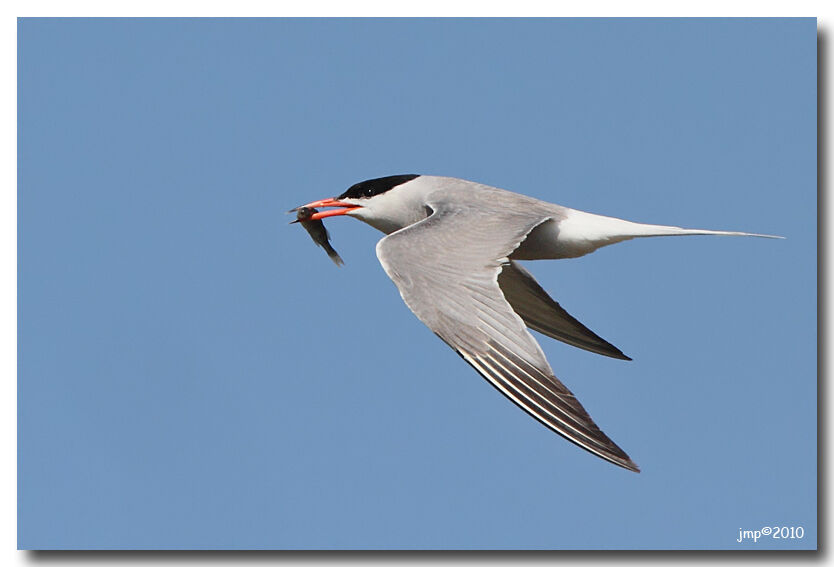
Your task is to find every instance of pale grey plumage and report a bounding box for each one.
[297,174,780,473]
[376,189,639,471]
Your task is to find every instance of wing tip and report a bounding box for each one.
[596,441,640,473]
[616,457,641,473]
[588,341,632,361]
[609,348,632,361]
[473,339,642,473]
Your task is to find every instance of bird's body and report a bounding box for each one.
[344,175,768,259]
[293,175,779,472]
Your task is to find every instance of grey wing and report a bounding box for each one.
[376,202,639,472]
[499,261,630,360]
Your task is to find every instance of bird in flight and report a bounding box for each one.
[291,175,779,472]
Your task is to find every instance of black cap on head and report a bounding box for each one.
[338,174,420,200]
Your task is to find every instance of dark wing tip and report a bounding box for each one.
[597,341,632,361]
[471,339,641,473]
[603,442,640,472]
[498,263,631,361]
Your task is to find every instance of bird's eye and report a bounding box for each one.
[365,188,373,196]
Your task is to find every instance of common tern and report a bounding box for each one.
[293,175,779,472]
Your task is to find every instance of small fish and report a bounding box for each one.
[291,206,344,266]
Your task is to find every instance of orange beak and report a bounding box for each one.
[292,198,361,220]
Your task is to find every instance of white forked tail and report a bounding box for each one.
[547,209,783,260]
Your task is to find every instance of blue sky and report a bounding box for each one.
[18,18,816,550]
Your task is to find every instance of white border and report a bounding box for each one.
[5,2,829,566]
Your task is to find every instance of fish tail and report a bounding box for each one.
[324,243,344,266]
